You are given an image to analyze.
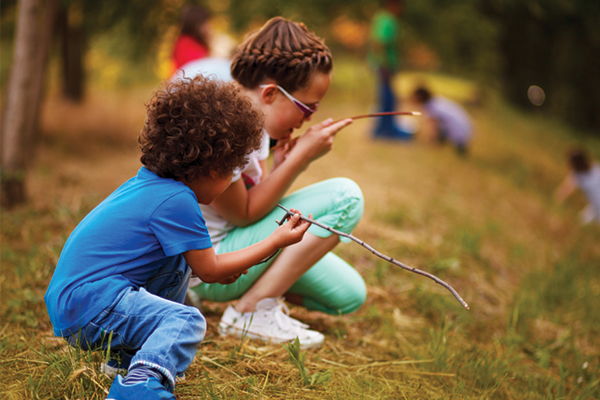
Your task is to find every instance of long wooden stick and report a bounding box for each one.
[271,111,421,151]
[333,111,421,123]
[276,204,469,310]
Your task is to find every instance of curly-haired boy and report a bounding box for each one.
[44,76,312,400]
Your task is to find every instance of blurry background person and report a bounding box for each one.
[412,85,473,156]
[170,4,233,84]
[368,0,412,140]
[172,4,211,72]
[554,148,600,226]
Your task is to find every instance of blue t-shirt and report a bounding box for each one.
[45,167,212,336]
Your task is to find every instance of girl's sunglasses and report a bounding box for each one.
[260,84,318,119]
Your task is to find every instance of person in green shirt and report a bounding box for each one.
[369,0,411,139]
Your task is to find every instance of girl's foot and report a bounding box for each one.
[219,297,324,349]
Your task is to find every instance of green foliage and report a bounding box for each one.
[483,0,600,132]
[226,0,373,35]
[66,0,183,61]
[403,0,500,79]
[284,338,332,387]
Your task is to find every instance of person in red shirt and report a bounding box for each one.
[172,5,211,71]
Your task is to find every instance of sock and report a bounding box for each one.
[122,365,164,386]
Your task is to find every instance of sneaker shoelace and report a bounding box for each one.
[270,299,309,332]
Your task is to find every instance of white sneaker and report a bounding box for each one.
[219,297,325,349]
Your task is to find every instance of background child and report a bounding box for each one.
[554,148,600,225]
[412,85,473,155]
[368,0,411,139]
[44,76,311,400]
[189,17,366,349]
[171,4,211,72]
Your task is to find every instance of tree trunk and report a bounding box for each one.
[1,0,40,207]
[58,3,85,102]
[24,0,58,157]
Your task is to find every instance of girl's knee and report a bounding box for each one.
[338,284,367,314]
[331,177,364,204]
[330,177,364,232]
[312,280,366,315]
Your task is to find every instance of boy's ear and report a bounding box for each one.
[208,170,219,179]
[260,85,278,105]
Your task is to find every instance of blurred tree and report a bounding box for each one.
[1,0,598,207]
[0,0,189,206]
[224,0,500,87]
[226,0,371,35]
[402,0,499,80]
[483,0,600,132]
[56,1,85,101]
[1,0,57,207]
[225,0,600,133]
[55,0,186,101]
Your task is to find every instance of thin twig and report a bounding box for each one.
[271,111,421,151]
[276,204,470,310]
[332,111,421,124]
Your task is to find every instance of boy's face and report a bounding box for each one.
[262,72,331,140]
[185,172,233,205]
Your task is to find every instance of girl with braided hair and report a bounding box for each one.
[188,17,366,349]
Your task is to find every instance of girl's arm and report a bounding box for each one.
[183,211,310,283]
[210,118,352,226]
[553,173,577,204]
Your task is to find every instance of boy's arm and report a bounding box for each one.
[183,211,310,283]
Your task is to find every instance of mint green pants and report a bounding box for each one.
[192,178,366,315]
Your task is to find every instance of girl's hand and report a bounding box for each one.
[290,118,353,164]
[271,208,312,248]
[218,269,248,285]
[272,135,297,169]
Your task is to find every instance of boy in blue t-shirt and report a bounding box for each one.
[44,76,311,400]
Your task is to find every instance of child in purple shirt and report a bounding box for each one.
[413,86,473,155]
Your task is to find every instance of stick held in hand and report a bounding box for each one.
[332,111,421,124]
[275,204,470,310]
[271,111,421,151]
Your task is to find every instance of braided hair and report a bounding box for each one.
[231,17,333,93]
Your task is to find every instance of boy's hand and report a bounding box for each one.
[218,269,248,285]
[272,208,312,248]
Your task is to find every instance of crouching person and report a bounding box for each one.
[44,76,312,400]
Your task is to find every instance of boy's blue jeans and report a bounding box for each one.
[66,255,205,390]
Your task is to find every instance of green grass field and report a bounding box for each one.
[1,61,599,399]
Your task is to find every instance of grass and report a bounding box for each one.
[1,60,600,399]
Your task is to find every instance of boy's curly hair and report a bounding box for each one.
[231,17,332,93]
[139,76,264,181]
